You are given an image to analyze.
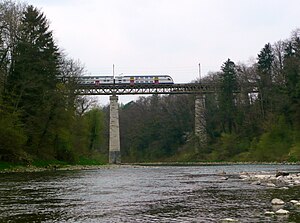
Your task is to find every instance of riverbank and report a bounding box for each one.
[0,163,130,173]
[131,161,300,166]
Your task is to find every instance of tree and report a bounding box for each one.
[283,31,300,130]
[0,1,25,94]
[257,43,274,118]
[0,1,27,162]
[6,5,61,156]
[85,108,105,151]
[219,59,238,134]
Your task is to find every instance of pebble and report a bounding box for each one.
[276,171,289,177]
[239,174,249,180]
[264,211,275,215]
[294,180,300,185]
[220,218,239,222]
[271,198,285,205]
[275,209,289,215]
[280,186,289,190]
[290,200,299,204]
[266,183,276,187]
[251,181,261,185]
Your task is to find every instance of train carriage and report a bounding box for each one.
[78,75,173,85]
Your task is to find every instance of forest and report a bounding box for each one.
[0,1,300,166]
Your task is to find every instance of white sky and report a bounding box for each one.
[24,0,300,105]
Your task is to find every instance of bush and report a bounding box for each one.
[288,143,300,162]
[208,133,250,161]
[250,116,293,162]
[0,113,27,162]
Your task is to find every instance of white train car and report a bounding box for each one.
[78,75,174,85]
[79,76,113,85]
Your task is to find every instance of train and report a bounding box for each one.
[78,75,174,85]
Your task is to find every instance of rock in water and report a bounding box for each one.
[290,200,299,204]
[271,198,285,205]
[264,211,275,215]
[275,209,289,215]
[266,183,276,187]
[276,171,289,177]
[220,218,239,222]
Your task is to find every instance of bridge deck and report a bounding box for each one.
[74,82,258,95]
[75,83,220,95]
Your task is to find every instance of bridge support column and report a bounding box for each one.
[109,94,121,164]
[195,94,207,151]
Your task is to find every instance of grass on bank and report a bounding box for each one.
[0,154,107,171]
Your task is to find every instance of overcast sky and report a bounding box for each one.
[23,0,300,104]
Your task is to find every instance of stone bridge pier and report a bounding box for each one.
[109,94,121,164]
[194,94,207,151]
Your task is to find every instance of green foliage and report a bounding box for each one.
[31,160,68,168]
[0,162,13,170]
[257,43,274,74]
[77,155,106,165]
[207,133,250,161]
[250,116,293,162]
[0,104,27,162]
[84,108,105,151]
[288,143,300,162]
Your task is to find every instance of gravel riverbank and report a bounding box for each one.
[0,164,127,173]
[239,171,300,188]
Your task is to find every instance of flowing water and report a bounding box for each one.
[0,164,300,223]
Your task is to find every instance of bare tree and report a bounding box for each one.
[0,1,25,92]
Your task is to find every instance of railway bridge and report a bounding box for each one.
[76,82,255,164]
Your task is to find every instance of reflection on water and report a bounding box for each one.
[0,165,299,222]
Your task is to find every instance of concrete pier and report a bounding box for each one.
[109,95,121,164]
[194,94,207,151]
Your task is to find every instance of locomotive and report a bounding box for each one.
[78,75,174,85]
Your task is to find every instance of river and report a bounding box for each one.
[0,164,299,222]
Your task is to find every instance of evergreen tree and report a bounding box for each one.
[284,35,300,130]
[257,43,274,118]
[219,59,237,134]
[7,5,61,156]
